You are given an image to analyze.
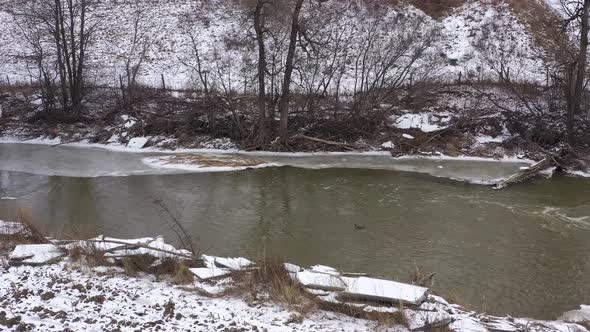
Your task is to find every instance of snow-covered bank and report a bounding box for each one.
[1,229,588,332]
[1,262,373,332]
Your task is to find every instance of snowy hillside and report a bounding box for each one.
[0,0,556,90]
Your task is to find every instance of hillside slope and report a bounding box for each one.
[0,0,559,90]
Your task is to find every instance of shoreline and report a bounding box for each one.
[4,135,590,181]
[0,134,539,163]
[1,222,588,332]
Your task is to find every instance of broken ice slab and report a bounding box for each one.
[127,137,149,149]
[284,263,302,273]
[310,265,339,275]
[296,270,353,291]
[340,277,429,306]
[190,266,231,280]
[213,257,254,270]
[9,244,65,265]
[560,305,590,323]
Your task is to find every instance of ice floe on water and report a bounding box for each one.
[143,154,279,172]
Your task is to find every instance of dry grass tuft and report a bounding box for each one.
[70,242,112,267]
[377,310,408,328]
[230,257,313,313]
[160,154,266,168]
[172,261,194,284]
[51,223,98,241]
[120,255,157,277]
[285,313,304,324]
[7,209,49,244]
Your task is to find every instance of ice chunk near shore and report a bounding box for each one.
[403,134,415,140]
[9,244,65,265]
[296,270,349,291]
[341,277,429,306]
[284,262,302,273]
[190,266,231,280]
[127,137,149,149]
[214,257,254,270]
[311,264,339,275]
[191,255,232,279]
[559,305,590,323]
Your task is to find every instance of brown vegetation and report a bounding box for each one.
[160,154,266,168]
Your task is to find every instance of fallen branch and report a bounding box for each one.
[82,238,197,261]
[293,135,356,151]
[494,157,556,189]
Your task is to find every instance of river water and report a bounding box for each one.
[1,143,589,319]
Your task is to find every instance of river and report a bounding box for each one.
[0,143,589,319]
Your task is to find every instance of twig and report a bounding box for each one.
[152,199,196,255]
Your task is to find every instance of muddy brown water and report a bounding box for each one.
[0,143,589,319]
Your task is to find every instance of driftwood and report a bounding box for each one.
[494,157,556,189]
[294,135,356,151]
[84,238,197,261]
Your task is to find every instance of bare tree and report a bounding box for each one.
[277,0,305,144]
[562,0,590,144]
[349,11,437,113]
[254,0,269,145]
[122,5,159,98]
[10,0,98,114]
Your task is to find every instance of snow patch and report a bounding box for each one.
[392,112,451,133]
[381,141,394,149]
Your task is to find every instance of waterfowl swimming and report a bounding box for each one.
[353,224,366,230]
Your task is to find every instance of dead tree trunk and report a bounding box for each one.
[277,0,304,145]
[254,0,268,146]
[494,157,557,189]
[566,0,590,144]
